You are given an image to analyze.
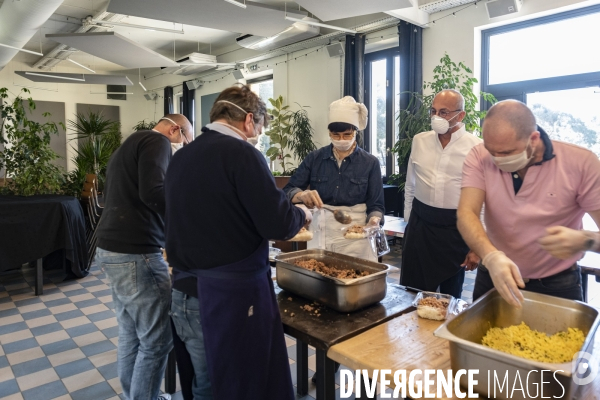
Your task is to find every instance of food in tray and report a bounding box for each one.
[289,227,313,241]
[344,224,367,239]
[294,258,370,279]
[482,322,585,363]
[416,296,451,320]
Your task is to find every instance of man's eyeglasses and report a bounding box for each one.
[330,132,355,140]
[179,127,190,145]
[429,108,462,118]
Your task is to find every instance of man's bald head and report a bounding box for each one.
[434,89,464,111]
[154,114,193,143]
[484,100,537,141]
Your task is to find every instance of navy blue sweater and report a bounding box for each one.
[165,128,305,297]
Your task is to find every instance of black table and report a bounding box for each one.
[275,282,416,400]
[0,195,88,294]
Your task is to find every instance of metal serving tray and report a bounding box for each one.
[275,249,390,313]
[434,289,600,399]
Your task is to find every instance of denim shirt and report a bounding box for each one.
[283,145,385,221]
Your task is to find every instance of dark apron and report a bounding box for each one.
[172,240,294,400]
[400,198,470,291]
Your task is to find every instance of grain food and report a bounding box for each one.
[344,225,366,239]
[482,322,585,363]
[417,297,451,320]
[294,259,370,279]
[289,227,313,241]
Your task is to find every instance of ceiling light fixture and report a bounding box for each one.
[25,72,85,81]
[178,62,237,67]
[0,43,43,56]
[90,19,185,34]
[68,59,95,73]
[284,16,357,34]
[224,0,247,9]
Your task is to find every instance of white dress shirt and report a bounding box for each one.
[404,126,482,221]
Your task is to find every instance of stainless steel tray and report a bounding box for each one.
[275,249,390,312]
[434,289,600,399]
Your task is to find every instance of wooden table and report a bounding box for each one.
[275,283,416,400]
[328,311,600,399]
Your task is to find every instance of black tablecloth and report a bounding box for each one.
[0,195,88,277]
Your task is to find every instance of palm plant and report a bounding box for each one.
[132,120,157,132]
[68,111,116,177]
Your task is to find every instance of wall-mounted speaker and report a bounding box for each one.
[232,69,244,80]
[326,43,344,58]
[144,93,158,101]
[486,0,523,19]
[185,79,203,90]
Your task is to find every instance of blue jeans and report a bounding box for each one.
[97,248,173,400]
[170,289,213,400]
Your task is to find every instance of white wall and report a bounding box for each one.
[0,59,152,171]
[422,0,600,94]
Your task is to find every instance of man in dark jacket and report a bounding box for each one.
[96,114,192,400]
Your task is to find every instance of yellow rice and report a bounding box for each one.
[482,322,585,363]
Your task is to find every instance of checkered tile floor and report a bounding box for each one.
[1,244,595,399]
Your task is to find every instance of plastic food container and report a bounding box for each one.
[268,247,281,262]
[413,291,456,321]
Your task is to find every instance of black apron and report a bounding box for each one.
[172,240,294,400]
[400,198,469,292]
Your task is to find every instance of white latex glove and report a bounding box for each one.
[295,204,312,226]
[482,250,525,308]
[367,216,381,227]
[294,190,323,208]
[538,226,591,259]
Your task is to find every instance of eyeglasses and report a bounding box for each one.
[330,131,355,140]
[429,108,462,118]
[179,127,190,145]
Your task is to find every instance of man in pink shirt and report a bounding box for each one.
[458,100,600,307]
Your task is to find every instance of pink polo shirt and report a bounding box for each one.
[462,141,600,279]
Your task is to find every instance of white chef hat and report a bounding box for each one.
[328,96,368,131]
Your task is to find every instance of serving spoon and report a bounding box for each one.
[321,205,352,224]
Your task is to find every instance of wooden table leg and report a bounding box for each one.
[315,349,336,400]
[35,258,43,295]
[296,339,309,396]
[164,348,177,394]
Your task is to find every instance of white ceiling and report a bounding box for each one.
[295,0,413,21]
[3,0,406,74]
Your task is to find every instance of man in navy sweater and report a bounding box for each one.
[96,114,192,400]
[165,85,310,400]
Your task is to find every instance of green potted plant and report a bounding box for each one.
[132,120,157,132]
[389,53,497,191]
[63,111,121,195]
[265,96,317,188]
[0,87,66,196]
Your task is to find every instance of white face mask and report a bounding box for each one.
[171,142,183,155]
[247,135,259,146]
[331,136,356,151]
[431,114,460,134]
[216,100,261,143]
[492,140,534,172]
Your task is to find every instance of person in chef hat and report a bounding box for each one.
[283,96,385,262]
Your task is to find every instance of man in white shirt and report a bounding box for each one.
[400,89,481,298]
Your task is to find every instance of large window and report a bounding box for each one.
[364,47,400,178]
[482,5,600,231]
[482,4,600,159]
[249,76,274,159]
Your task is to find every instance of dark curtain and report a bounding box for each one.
[182,82,195,136]
[343,33,366,147]
[398,21,423,114]
[164,86,174,115]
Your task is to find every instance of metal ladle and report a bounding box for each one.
[321,205,352,224]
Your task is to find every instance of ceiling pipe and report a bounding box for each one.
[0,0,64,71]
